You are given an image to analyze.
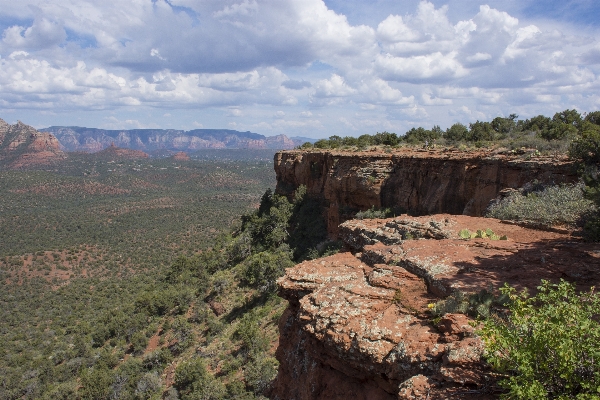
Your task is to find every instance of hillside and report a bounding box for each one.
[41,125,309,152]
[0,154,282,400]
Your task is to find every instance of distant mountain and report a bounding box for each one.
[0,119,66,169]
[40,126,302,152]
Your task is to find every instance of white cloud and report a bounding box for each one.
[313,74,356,98]
[150,49,166,61]
[376,51,468,82]
[465,52,492,63]
[228,108,243,117]
[1,0,600,137]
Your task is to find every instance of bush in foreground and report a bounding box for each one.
[480,280,600,399]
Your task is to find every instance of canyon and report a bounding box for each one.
[271,149,595,399]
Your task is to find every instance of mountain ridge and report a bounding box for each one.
[41,125,310,152]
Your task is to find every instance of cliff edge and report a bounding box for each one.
[271,214,600,399]
[274,149,576,237]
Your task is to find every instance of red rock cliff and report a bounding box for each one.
[0,119,65,168]
[271,215,600,399]
[274,149,576,237]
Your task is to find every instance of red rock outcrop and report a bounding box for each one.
[274,149,576,237]
[172,151,191,161]
[271,214,600,399]
[0,119,66,168]
[95,142,149,159]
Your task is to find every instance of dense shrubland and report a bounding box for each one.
[485,182,595,229]
[0,152,335,399]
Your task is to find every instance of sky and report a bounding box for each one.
[1,0,600,138]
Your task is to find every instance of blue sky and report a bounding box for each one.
[0,0,600,138]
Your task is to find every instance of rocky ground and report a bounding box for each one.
[271,214,600,399]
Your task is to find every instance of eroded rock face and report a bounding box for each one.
[0,119,66,168]
[274,149,576,237]
[272,215,600,399]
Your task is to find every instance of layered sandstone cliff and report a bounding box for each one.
[0,119,66,168]
[271,148,594,399]
[274,149,576,237]
[271,215,600,399]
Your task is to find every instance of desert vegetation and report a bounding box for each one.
[0,147,339,399]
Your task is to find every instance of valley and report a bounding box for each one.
[0,151,282,400]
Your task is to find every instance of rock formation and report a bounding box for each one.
[271,214,600,399]
[95,143,149,160]
[172,151,191,161]
[0,119,66,168]
[274,149,576,237]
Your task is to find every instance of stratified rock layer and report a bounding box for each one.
[271,215,600,399]
[274,149,576,236]
[0,119,66,168]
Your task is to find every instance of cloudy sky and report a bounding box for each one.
[1,0,600,138]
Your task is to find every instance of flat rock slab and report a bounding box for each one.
[273,214,600,399]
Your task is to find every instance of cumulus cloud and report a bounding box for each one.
[313,74,356,98]
[0,0,600,137]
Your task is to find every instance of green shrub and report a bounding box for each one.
[79,367,114,400]
[174,358,225,400]
[486,182,595,228]
[432,288,509,319]
[241,248,294,293]
[130,331,149,355]
[569,126,600,240]
[234,312,270,358]
[458,228,506,240]
[169,316,194,355]
[244,355,278,395]
[354,205,406,220]
[142,348,172,371]
[480,280,600,399]
[134,372,163,399]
